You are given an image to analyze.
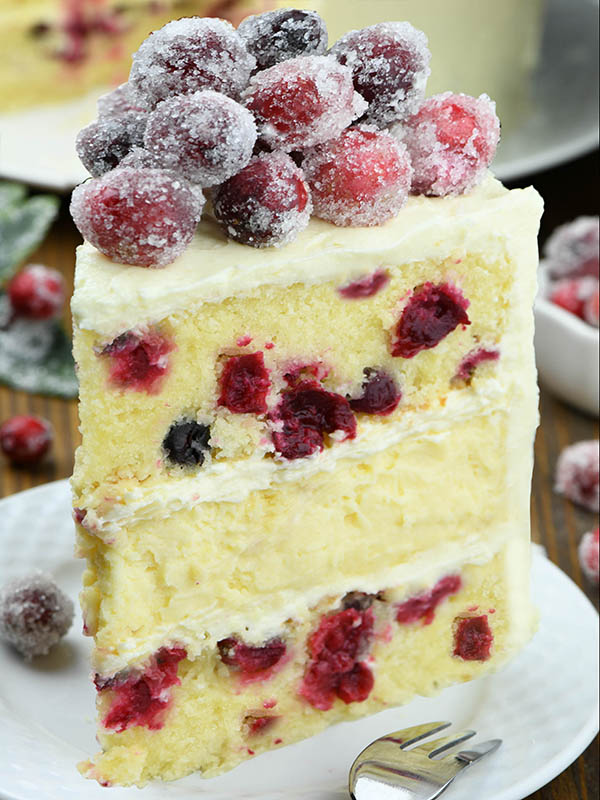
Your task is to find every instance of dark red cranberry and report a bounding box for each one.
[349,369,401,416]
[453,615,493,661]
[75,112,147,177]
[238,9,327,70]
[391,283,470,358]
[101,329,174,393]
[0,415,52,466]
[455,348,500,383]
[7,265,65,320]
[244,714,279,735]
[396,574,462,626]
[218,352,271,414]
[271,381,356,460]
[338,269,389,299]
[162,420,210,467]
[218,637,286,677]
[543,216,599,280]
[300,608,374,710]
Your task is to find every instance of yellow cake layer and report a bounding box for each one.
[81,540,534,786]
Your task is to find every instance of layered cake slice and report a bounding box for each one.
[70,11,543,787]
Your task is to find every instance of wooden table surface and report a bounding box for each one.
[1,152,598,799]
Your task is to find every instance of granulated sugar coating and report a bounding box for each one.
[542,216,599,280]
[0,571,74,659]
[395,92,500,197]
[330,22,430,127]
[97,82,145,118]
[213,151,312,247]
[7,264,64,320]
[238,9,328,70]
[70,167,204,267]
[303,127,412,226]
[243,55,367,151]
[76,112,147,177]
[555,439,600,513]
[129,17,256,109]
[144,90,257,187]
[579,528,599,585]
[118,147,161,170]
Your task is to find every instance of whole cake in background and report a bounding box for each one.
[70,8,543,787]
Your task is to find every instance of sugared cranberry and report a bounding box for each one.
[162,419,210,467]
[129,17,255,109]
[579,527,599,585]
[76,112,147,177]
[330,22,430,126]
[70,167,203,267]
[453,615,493,661]
[584,285,600,326]
[213,152,311,248]
[302,127,412,227]
[271,381,356,460]
[101,328,174,393]
[555,440,599,512]
[548,277,598,321]
[218,352,270,414]
[7,265,65,320]
[300,607,374,710]
[238,9,327,70]
[396,575,462,625]
[243,55,366,151]
[99,646,186,732]
[349,368,401,415]
[398,92,500,196]
[391,282,470,358]
[0,415,52,466]
[144,90,256,187]
[455,348,500,383]
[218,637,286,678]
[338,269,389,299]
[97,82,146,117]
[543,216,599,280]
[0,571,73,659]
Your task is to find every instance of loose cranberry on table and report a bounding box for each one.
[579,527,599,585]
[238,9,327,70]
[7,264,65,320]
[555,440,599,513]
[0,415,52,466]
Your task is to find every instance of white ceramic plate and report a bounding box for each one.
[0,0,598,191]
[0,480,598,800]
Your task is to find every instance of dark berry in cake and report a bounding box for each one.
[548,277,598,321]
[218,637,286,678]
[398,92,500,196]
[0,415,52,466]
[76,112,147,177]
[129,17,255,109]
[338,269,389,299]
[302,127,412,226]
[101,328,174,393]
[579,527,599,585]
[163,420,211,467]
[453,615,493,661]
[243,55,366,151]
[341,591,376,611]
[300,607,374,710]
[218,352,271,414]
[455,348,500,383]
[555,440,599,512]
[271,381,356,460]
[144,90,257,187]
[213,152,311,248]
[7,264,65,320]
[349,368,401,415]
[0,571,73,659]
[391,282,470,358]
[238,9,328,70]
[330,21,430,126]
[70,167,203,267]
[396,574,462,625]
[543,216,599,280]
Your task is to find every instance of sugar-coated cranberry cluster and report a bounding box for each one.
[71,11,500,267]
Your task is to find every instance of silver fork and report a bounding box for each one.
[349,721,501,800]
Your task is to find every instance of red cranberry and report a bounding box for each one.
[399,92,500,196]
[543,216,599,280]
[271,381,356,460]
[330,22,430,126]
[101,328,174,393]
[338,269,389,299]
[453,615,493,661]
[0,415,52,466]
[302,127,412,227]
[0,571,73,659]
[396,574,462,625]
[391,282,470,358]
[218,352,271,414]
[579,527,599,585]
[349,368,401,416]
[70,167,203,267]
[238,9,327,70]
[7,265,65,320]
[75,112,147,177]
[144,91,256,187]
[300,608,374,710]
[455,348,500,383]
[218,637,286,677]
[243,55,366,151]
[244,714,279,735]
[555,440,599,512]
[548,277,598,321]
[129,17,255,109]
[213,152,311,247]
